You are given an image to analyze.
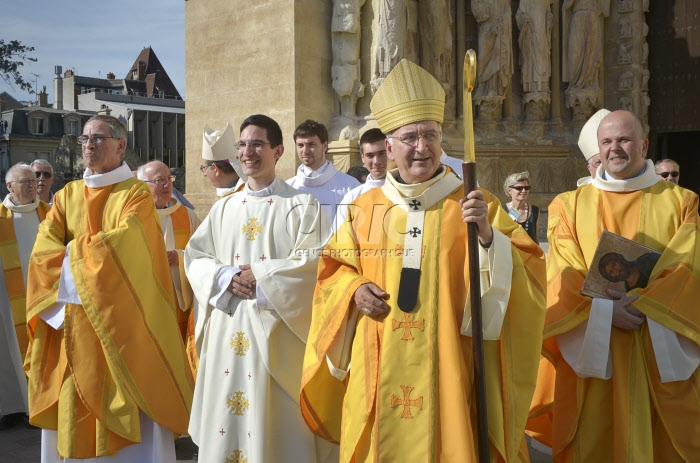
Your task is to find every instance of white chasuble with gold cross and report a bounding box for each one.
[185,178,332,463]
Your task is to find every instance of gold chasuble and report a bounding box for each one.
[301,169,546,462]
[544,165,700,462]
[25,173,194,459]
[0,200,49,361]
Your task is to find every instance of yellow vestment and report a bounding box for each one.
[26,177,194,459]
[545,180,700,462]
[301,171,546,462]
[0,201,50,361]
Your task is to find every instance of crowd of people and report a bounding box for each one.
[0,57,697,463]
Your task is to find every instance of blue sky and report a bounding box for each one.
[1,1,185,103]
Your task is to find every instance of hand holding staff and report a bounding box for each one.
[461,49,491,463]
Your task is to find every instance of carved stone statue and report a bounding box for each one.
[371,0,408,94]
[418,1,454,115]
[472,0,513,118]
[516,0,554,94]
[562,0,611,119]
[331,0,366,140]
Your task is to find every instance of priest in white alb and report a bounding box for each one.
[185,114,333,463]
[0,163,50,430]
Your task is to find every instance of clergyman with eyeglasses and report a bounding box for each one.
[30,159,55,205]
[300,59,546,462]
[200,123,246,198]
[25,115,194,461]
[137,160,201,377]
[0,163,50,431]
[184,114,331,462]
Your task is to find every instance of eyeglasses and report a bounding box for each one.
[588,160,602,168]
[659,171,679,178]
[199,164,215,173]
[77,135,119,145]
[34,170,53,179]
[509,185,532,192]
[144,176,176,186]
[237,141,271,151]
[387,130,442,147]
[12,178,38,186]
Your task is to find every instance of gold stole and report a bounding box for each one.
[0,202,49,361]
[169,206,198,373]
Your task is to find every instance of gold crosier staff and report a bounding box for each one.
[461,49,490,463]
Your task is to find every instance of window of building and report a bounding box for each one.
[68,119,80,136]
[31,116,48,135]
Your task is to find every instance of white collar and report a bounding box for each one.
[2,195,41,213]
[245,177,278,197]
[157,197,181,218]
[365,173,386,188]
[296,161,339,186]
[592,160,660,192]
[83,162,133,188]
[302,160,332,178]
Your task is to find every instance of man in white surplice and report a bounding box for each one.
[286,119,359,224]
[0,163,48,430]
[185,114,334,463]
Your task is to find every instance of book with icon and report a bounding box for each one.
[581,230,662,299]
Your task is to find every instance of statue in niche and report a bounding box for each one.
[371,0,408,94]
[619,96,633,111]
[618,43,631,65]
[473,0,513,118]
[617,0,633,13]
[619,18,632,38]
[618,70,633,91]
[418,1,454,113]
[516,0,554,94]
[331,0,366,140]
[562,0,611,118]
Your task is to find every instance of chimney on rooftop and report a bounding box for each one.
[107,72,115,80]
[38,86,49,108]
[98,104,111,116]
[64,69,74,77]
[54,66,63,110]
[137,61,146,81]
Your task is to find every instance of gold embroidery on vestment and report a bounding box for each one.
[391,313,425,341]
[225,449,248,463]
[390,385,423,419]
[242,217,263,241]
[230,331,250,356]
[227,391,250,416]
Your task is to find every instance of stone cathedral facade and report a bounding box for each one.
[184,0,697,226]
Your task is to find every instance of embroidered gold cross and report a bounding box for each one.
[230,331,250,356]
[242,217,263,241]
[390,385,423,419]
[227,391,250,416]
[392,313,425,341]
[225,450,248,463]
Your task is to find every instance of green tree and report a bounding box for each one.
[0,39,37,94]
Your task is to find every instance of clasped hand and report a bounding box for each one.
[228,264,256,300]
[608,289,645,330]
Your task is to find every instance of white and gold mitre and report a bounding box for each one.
[370,59,445,133]
[578,109,611,160]
[202,123,235,161]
